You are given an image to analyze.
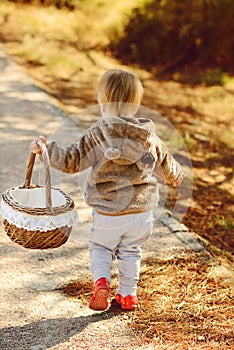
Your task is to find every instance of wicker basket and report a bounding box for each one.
[1,143,77,249]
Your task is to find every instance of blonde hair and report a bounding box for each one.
[98,69,143,117]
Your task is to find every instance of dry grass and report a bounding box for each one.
[135,254,234,349]
[58,253,234,349]
[0,1,142,110]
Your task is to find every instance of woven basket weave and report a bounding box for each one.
[1,142,76,249]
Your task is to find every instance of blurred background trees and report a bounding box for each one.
[6,0,234,73]
[111,0,234,72]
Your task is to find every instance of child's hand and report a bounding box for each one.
[173,173,184,187]
[30,136,47,154]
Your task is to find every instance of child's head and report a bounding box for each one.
[98,69,143,117]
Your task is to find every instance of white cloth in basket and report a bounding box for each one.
[0,187,78,232]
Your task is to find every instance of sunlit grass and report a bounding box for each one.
[0,0,145,95]
[58,253,234,349]
[0,0,145,49]
[134,254,234,347]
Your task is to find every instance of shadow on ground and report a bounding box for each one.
[0,307,122,350]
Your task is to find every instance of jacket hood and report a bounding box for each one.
[89,116,157,169]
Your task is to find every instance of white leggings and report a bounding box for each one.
[89,210,154,297]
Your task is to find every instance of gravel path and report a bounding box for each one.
[0,47,204,350]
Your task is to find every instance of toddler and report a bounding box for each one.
[30,69,183,311]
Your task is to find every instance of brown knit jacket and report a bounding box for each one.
[47,116,182,215]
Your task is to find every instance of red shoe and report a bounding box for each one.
[88,277,110,311]
[115,293,138,310]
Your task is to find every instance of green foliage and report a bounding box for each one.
[201,69,228,86]
[215,215,234,230]
[111,0,234,72]
[209,215,234,230]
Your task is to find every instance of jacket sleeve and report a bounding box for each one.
[46,131,96,173]
[154,138,183,185]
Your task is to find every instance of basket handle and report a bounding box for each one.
[23,142,52,210]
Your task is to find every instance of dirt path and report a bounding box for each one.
[0,48,204,350]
